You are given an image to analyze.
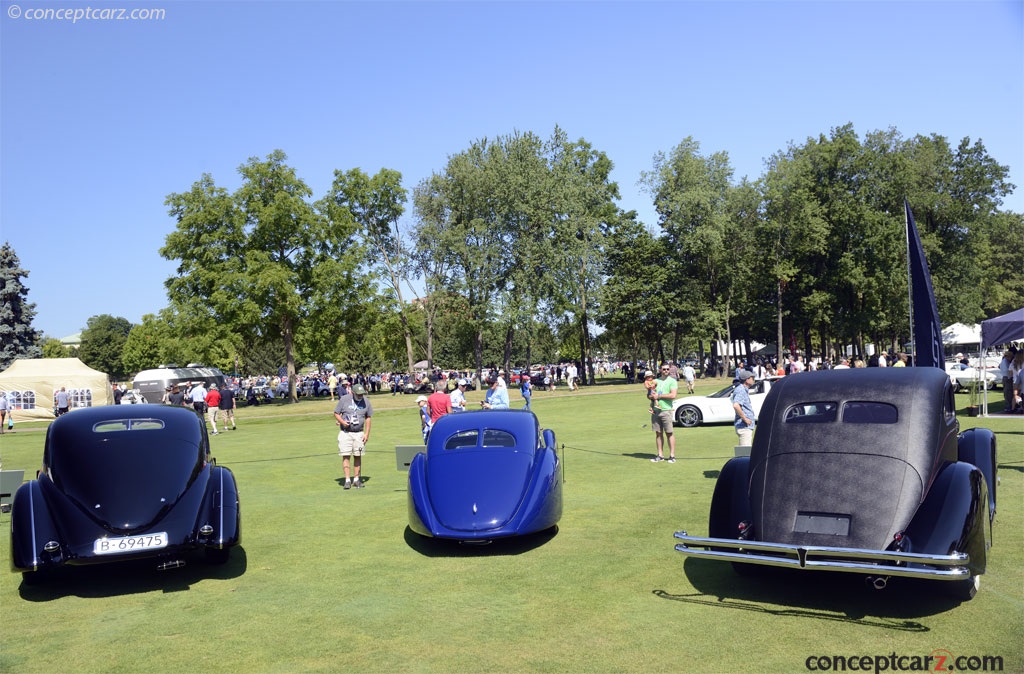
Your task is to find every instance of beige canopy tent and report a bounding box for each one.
[0,358,113,421]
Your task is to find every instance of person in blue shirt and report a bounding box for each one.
[416,395,432,443]
[520,376,533,410]
[481,376,510,410]
[731,369,756,446]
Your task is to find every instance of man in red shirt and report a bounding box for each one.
[426,382,452,424]
[205,384,223,435]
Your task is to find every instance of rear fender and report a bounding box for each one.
[201,466,240,548]
[10,480,63,572]
[407,452,434,536]
[708,457,752,539]
[511,447,562,534]
[957,428,997,520]
[905,462,989,576]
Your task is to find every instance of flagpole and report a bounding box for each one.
[904,200,916,365]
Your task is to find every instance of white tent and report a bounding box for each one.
[0,358,112,421]
[941,322,982,346]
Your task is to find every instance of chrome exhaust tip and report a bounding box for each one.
[865,575,888,590]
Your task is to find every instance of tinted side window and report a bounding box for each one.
[443,429,517,449]
[481,430,516,448]
[842,401,898,424]
[444,430,479,449]
[784,402,838,423]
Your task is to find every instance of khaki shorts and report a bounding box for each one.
[651,409,674,434]
[338,430,366,457]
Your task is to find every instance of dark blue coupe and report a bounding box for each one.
[10,405,241,583]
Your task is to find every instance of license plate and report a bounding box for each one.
[93,532,168,555]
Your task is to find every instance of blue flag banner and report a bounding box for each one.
[906,201,944,369]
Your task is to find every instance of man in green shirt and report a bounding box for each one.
[650,364,678,463]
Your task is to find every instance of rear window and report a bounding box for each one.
[443,429,517,450]
[784,402,838,423]
[842,401,899,424]
[93,419,166,433]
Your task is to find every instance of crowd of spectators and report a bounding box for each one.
[216,349,930,406]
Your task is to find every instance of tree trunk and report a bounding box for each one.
[503,323,515,382]
[776,279,784,367]
[471,325,484,386]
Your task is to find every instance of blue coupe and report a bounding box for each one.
[407,410,562,541]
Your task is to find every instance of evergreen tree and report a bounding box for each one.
[0,242,42,370]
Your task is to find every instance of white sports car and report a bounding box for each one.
[672,377,780,427]
[945,363,998,393]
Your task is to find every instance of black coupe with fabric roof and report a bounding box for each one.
[674,367,996,600]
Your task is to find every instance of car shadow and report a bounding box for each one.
[16,547,248,602]
[403,525,558,557]
[654,557,968,626]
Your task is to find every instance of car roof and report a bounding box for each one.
[428,410,540,453]
[47,404,205,456]
[753,367,952,466]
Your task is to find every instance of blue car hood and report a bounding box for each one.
[427,449,533,532]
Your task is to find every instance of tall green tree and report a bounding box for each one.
[491,131,556,375]
[548,130,620,384]
[162,150,368,402]
[78,314,133,380]
[121,314,165,375]
[642,138,739,368]
[0,242,42,370]
[323,168,415,371]
[413,139,511,380]
[598,212,668,370]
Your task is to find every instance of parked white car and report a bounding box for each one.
[945,363,998,393]
[672,377,780,427]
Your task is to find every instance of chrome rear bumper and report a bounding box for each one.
[673,531,971,580]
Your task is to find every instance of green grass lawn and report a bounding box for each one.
[1,380,1021,673]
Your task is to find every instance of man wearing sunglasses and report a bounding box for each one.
[649,364,678,463]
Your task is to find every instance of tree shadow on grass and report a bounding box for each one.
[653,557,968,629]
[403,526,558,558]
[16,546,248,602]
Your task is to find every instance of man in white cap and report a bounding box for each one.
[416,395,431,442]
[449,379,468,412]
[731,369,757,446]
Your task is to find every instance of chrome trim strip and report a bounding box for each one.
[216,467,224,546]
[673,531,971,581]
[28,484,38,570]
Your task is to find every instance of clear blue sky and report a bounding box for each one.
[2,0,1021,340]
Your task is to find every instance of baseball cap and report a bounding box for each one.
[644,370,654,378]
[351,384,366,395]
[415,395,428,403]
[458,379,467,386]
